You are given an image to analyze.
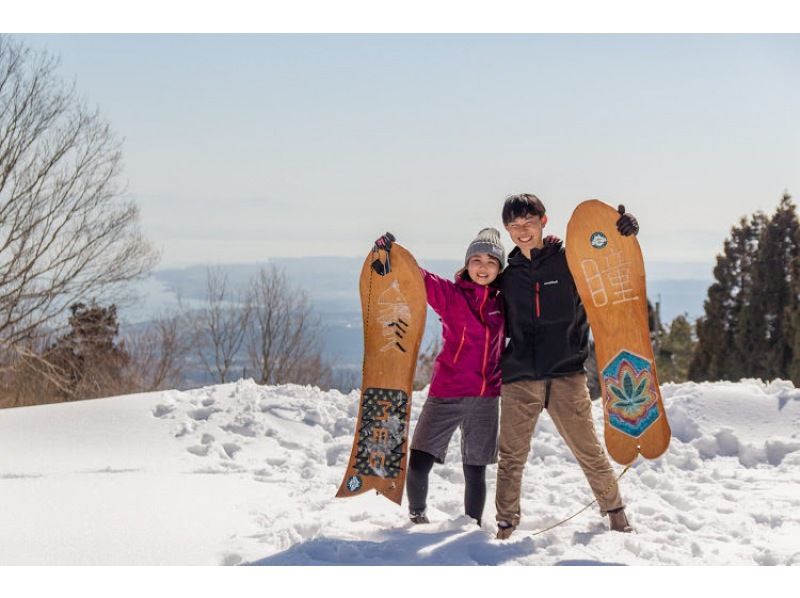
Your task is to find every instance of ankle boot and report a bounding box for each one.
[409,509,430,524]
[608,508,633,533]
[496,520,516,540]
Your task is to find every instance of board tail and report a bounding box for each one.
[335,386,411,505]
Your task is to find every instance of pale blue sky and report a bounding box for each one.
[17,34,800,269]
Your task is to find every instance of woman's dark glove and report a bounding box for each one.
[616,205,639,236]
[374,232,396,251]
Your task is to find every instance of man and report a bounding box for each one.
[495,193,638,540]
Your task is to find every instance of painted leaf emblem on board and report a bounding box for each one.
[609,370,650,414]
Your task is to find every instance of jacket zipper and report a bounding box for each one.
[535,282,541,318]
[453,327,466,364]
[479,287,489,396]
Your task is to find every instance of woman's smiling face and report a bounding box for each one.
[466,254,500,286]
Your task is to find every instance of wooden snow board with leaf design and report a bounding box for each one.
[335,242,427,505]
[565,199,671,465]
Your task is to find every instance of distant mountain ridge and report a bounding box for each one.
[150,256,711,320]
[123,256,713,379]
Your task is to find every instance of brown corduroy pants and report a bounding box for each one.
[495,373,624,526]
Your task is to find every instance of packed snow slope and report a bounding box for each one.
[0,378,799,565]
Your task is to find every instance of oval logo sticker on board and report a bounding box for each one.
[590,232,608,249]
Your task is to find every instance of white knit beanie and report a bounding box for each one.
[464,227,505,269]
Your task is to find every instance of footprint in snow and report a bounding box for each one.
[572,525,605,546]
[252,468,275,482]
[325,442,350,467]
[173,421,196,438]
[222,443,241,459]
[187,445,210,457]
[152,404,175,418]
[221,422,258,438]
[188,407,220,421]
[277,439,303,450]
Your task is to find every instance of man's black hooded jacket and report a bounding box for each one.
[499,241,590,383]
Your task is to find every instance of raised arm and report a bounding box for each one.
[419,268,456,316]
[372,231,455,315]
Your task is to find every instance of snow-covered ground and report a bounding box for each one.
[0,378,799,565]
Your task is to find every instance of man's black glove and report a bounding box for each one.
[374,232,396,251]
[616,205,639,236]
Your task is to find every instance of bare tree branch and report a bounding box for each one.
[0,35,159,361]
[190,266,251,384]
[122,311,191,392]
[247,264,330,387]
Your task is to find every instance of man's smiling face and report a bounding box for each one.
[504,214,547,253]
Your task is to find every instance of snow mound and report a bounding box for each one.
[1,378,799,565]
[663,379,800,467]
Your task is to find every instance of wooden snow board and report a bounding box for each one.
[335,242,427,505]
[565,199,671,465]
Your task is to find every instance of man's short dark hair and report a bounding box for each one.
[502,194,546,224]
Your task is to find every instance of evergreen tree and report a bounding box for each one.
[44,302,130,400]
[657,314,696,383]
[788,287,800,384]
[689,213,767,381]
[738,193,800,381]
[726,213,769,378]
[690,191,800,383]
[781,192,800,384]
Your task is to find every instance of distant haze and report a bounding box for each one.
[123,257,713,371]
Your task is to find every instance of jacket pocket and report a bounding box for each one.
[537,278,575,324]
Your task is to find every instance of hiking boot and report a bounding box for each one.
[608,508,633,533]
[409,510,430,524]
[496,520,516,540]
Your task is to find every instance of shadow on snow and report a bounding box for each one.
[245,524,629,566]
[245,526,537,566]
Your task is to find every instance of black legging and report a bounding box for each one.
[406,449,487,524]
